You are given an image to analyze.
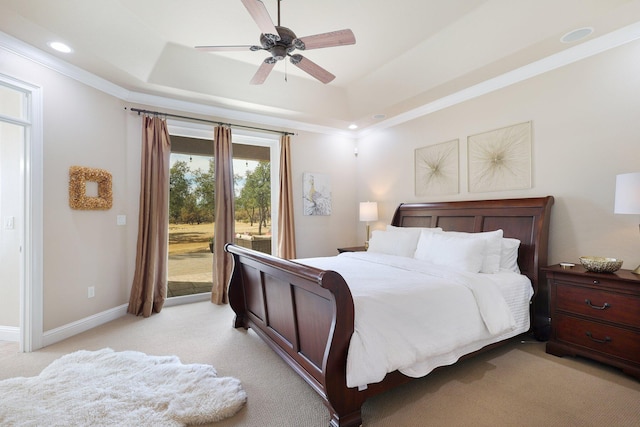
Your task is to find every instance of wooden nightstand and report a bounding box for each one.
[337,246,366,253]
[543,264,640,379]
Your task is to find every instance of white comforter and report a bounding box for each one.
[297,252,533,389]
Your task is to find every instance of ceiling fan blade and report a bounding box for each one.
[289,54,335,84]
[240,0,278,40]
[195,45,256,52]
[295,29,356,50]
[250,59,276,85]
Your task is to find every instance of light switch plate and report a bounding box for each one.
[117,215,126,226]
[4,216,14,230]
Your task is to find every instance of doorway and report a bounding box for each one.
[0,118,23,338]
[0,75,44,352]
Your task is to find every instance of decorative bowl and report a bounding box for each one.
[579,256,623,273]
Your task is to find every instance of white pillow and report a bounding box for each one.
[386,225,443,235]
[367,230,419,258]
[414,230,486,273]
[443,229,504,274]
[500,238,521,273]
[384,225,443,255]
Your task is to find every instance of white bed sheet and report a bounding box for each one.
[296,252,533,389]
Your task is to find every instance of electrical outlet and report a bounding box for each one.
[117,215,126,226]
[88,286,95,298]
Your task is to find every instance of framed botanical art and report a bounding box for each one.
[415,139,459,196]
[467,121,532,193]
[303,172,332,216]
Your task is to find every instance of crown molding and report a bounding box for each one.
[357,20,640,138]
[0,31,354,138]
[3,20,640,139]
[0,32,131,100]
[125,91,355,138]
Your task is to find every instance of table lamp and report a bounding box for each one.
[614,172,640,274]
[359,201,378,249]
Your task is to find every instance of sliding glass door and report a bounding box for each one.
[166,125,278,298]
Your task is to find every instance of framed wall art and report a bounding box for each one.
[303,172,331,216]
[69,166,113,210]
[415,139,459,196]
[467,121,532,193]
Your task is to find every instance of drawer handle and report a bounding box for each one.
[585,299,611,310]
[585,331,611,344]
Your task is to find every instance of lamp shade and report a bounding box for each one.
[359,201,378,222]
[614,172,640,214]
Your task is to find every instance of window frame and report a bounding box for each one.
[167,120,280,254]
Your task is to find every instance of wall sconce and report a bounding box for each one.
[359,201,378,249]
[614,172,640,274]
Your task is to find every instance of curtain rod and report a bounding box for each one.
[125,107,295,136]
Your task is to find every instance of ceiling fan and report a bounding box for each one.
[195,0,356,85]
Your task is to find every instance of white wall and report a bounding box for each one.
[0,51,134,331]
[289,131,358,258]
[357,39,640,268]
[0,47,358,336]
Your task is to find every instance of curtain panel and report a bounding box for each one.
[127,115,171,317]
[277,135,296,259]
[212,126,235,304]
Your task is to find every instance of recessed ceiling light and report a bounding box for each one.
[372,114,386,120]
[348,124,358,130]
[560,27,593,44]
[48,41,73,53]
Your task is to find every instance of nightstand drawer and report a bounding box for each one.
[554,314,640,364]
[555,284,640,327]
[552,272,628,290]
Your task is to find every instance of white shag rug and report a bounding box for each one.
[0,348,247,426]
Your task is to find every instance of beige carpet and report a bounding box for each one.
[1,301,639,426]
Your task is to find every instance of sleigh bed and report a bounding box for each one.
[225,196,554,427]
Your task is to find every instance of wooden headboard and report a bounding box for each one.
[391,196,554,339]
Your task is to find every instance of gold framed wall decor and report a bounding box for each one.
[467,121,532,193]
[69,166,113,210]
[415,139,459,196]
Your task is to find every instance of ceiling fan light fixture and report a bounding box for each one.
[271,45,287,61]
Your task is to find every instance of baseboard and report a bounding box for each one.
[164,292,211,307]
[41,294,211,348]
[0,326,20,342]
[42,304,129,348]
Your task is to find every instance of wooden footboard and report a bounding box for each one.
[225,244,365,427]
